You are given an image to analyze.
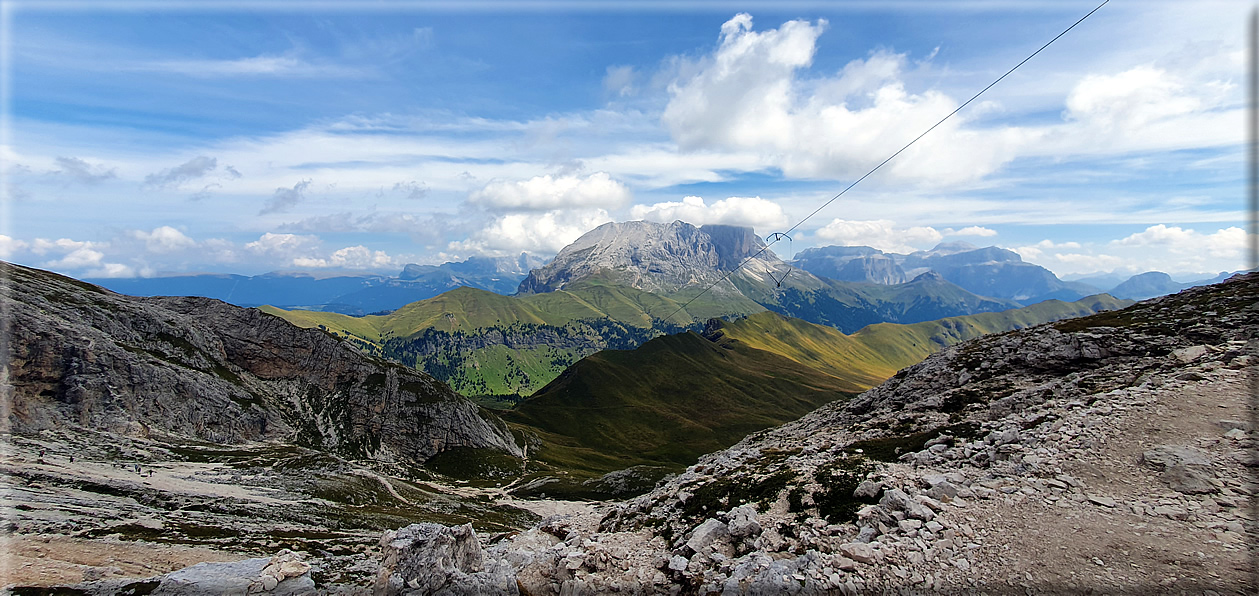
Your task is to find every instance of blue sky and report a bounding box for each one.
[1,0,1251,281]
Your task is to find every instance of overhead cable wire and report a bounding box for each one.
[660,0,1110,326]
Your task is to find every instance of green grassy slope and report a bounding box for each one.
[501,292,1130,486]
[714,293,1132,388]
[503,331,858,474]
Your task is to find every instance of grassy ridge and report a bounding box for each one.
[504,331,858,474]
[262,281,761,343]
[719,294,1132,388]
[504,292,1131,483]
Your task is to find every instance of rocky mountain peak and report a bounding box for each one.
[516,220,782,295]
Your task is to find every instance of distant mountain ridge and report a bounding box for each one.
[795,242,1100,304]
[86,253,545,315]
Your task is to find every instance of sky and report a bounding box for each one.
[1,0,1252,282]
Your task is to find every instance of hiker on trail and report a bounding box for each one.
[69,455,74,463]
[135,463,141,474]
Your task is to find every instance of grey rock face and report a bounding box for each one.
[516,220,793,296]
[375,523,518,595]
[792,246,909,284]
[2,262,521,464]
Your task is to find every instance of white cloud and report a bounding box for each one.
[660,14,1026,186]
[244,232,321,258]
[1066,66,1207,132]
[1046,252,1128,273]
[293,245,398,270]
[947,226,998,238]
[1115,224,1197,246]
[469,172,631,211]
[0,235,29,257]
[29,237,95,256]
[1011,239,1082,261]
[44,246,104,269]
[630,195,787,232]
[130,226,196,253]
[1016,226,1252,277]
[84,262,136,278]
[1116,224,1248,260]
[451,209,613,256]
[813,219,942,254]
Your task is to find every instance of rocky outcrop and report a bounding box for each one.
[2,262,522,464]
[375,523,518,595]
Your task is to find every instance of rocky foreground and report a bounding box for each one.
[9,274,1258,595]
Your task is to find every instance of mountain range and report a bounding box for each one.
[86,253,545,315]
[264,222,1087,398]
[794,242,1242,303]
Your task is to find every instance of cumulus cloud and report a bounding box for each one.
[25,236,134,277]
[293,246,399,270]
[469,172,631,211]
[144,156,218,188]
[1115,224,1248,259]
[630,195,788,232]
[451,209,613,256]
[660,14,1025,186]
[244,232,322,258]
[52,156,116,184]
[130,226,196,253]
[0,235,29,257]
[813,219,943,254]
[260,179,312,215]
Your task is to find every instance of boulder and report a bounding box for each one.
[726,505,762,538]
[685,518,730,553]
[375,523,517,596]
